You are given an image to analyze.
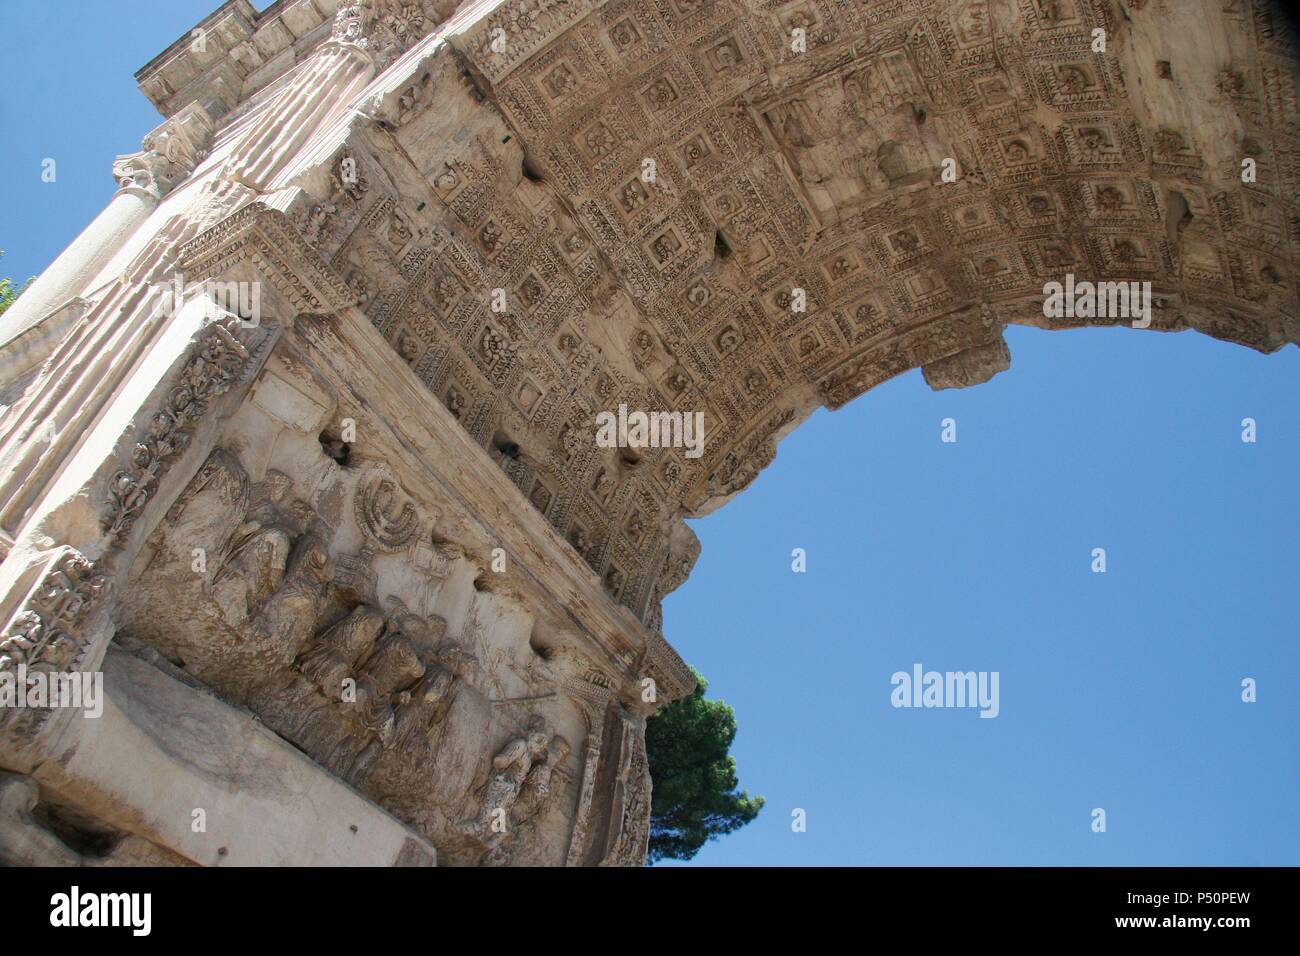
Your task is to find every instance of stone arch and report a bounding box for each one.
[110,0,1300,640]
[0,0,1294,872]
[342,0,1287,628]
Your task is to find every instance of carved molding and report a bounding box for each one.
[105,317,253,548]
[179,203,357,315]
[0,548,110,739]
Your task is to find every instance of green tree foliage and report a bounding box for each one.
[645,668,763,862]
[0,251,36,318]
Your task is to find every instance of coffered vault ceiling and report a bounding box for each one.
[135,0,1299,631]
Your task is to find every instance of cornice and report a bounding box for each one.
[179,202,356,314]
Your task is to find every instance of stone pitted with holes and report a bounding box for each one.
[0,0,1295,866]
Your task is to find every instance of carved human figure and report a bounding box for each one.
[341,621,426,783]
[388,667,454,754]
[254,534,333,666]
[276,604,387,757]
[212,472,295,624]
[774,100,819,150]
[512,735,571,829]
[296,605,385,699]
[475,726,551,839]
[389,645,475,754]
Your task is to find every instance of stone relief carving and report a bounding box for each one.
[114,434,621,864]
[105,317,251,548]
[211,470,296,626]
[466,716,571,866]
[513,734,571,829]
[600,714,651,868]
[7,0,1294,870]
[0,549,110,738]
[252,534,335,671]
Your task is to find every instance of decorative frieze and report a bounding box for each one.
[0,549,110,738]
[105,318,251,548]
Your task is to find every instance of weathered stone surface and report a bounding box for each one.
[0,0,1295,866]
[34,646,437,866]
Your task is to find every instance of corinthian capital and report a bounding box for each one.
[112,102,215,198]
[111,150,170,198]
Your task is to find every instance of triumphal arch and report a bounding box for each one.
[0,0,1294,866]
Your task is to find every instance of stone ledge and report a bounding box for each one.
[31,645,436,867]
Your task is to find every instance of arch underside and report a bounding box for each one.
[0,0,1295,872]
[294,0,1298,631]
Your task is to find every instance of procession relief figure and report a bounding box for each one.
[160,448,249,565]
[410,538,459,618]
[473,721,551,844]
[297,606,386,700]
[252,533,333,669]
[512,735,571,832]
[341,617,426,784]
[768,86,884,220]
[281,604,384,755]
[212,471,295,625]
[389,642,474,754]
[769,98,832,183]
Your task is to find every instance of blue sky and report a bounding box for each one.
[663,325,1298,865]
[3,2,1296,867]
[0,0,225,284]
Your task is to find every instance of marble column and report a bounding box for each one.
[0,183,157,341]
